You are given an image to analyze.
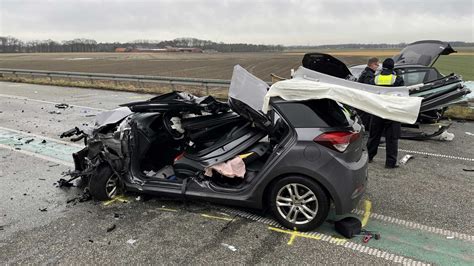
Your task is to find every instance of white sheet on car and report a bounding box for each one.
[229,65,423,124]
[263,69,423,124]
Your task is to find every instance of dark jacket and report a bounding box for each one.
[357,67,376,85]
[377,69,404,86]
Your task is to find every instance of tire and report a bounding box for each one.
[269,176,329,231]
[88,165,120,201]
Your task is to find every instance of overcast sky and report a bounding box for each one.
[0,0,472,45]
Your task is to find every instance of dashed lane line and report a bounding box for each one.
[352,209,474,242]
[380,146,474,162]
[0,126,83,148]
[0,93,107,111]
[0,143,73,167]
[219,207,429,266]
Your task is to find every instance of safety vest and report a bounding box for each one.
[375,74,396,86]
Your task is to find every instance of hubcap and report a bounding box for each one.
[276,183,319,225]
[105,174,119,198]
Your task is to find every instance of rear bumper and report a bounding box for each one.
[330,150,369,215]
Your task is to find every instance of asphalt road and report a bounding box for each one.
[0,81,473,265]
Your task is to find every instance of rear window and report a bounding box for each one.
[276,99,349,128]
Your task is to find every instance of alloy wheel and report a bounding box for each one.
[275,183,319,225]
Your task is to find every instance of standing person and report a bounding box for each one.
[358,57,379,85]
[367,58,404,169]
[357,57,379,130]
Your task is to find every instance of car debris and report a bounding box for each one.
[399,154,414,165]
[126,239,137,245]
[55,103,69,109]
[221,243,237,251]
[106,224,116,233]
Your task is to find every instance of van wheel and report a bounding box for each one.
[270,176,329,231]
[89,165,120,201]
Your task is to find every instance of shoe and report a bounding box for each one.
[385,164,399,169]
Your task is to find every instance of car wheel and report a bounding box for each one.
[270,176,329,231]
[88,165,120,201]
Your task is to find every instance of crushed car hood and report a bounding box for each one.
[262,67,423,124]
[392,40,457,67]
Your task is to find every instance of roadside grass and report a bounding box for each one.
[433,55,474,81]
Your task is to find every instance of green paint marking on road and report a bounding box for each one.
[323,212,473,265]
[0,128,79,163]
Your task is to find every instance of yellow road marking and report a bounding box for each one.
[201,214,234,221]
[268,226,323,245]
[103,195,129,206]
[361,200,372,227]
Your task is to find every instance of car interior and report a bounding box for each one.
[129,96,291,189]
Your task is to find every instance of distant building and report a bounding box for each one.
[115,46,202,53]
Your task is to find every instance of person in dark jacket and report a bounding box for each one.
[367,58,404,168]
[357,57,379,85]
[357,57,379,129]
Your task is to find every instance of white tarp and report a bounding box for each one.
[229,65,423,124]
[262,68,423,124]
[293,66,419,96]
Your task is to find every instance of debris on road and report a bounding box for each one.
[39,207,47,212]
[221,243,237,251]
[49,164,60,167]
[126,239,137,245]
[465,132,474,136]
[399,154,414,165]
[55,103,69,109]
[49,110,62,114]
[24,138,34,144]
[446,236,455,239]
[106,224,116,233]
[41,140,47,144]
[462,168,474,172]
[0,225,4,231]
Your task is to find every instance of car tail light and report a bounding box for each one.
[313,131,360,152]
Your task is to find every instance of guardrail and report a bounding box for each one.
[0,68,235,94]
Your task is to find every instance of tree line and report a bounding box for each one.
[0,36,285,53]
[1,36,472,53]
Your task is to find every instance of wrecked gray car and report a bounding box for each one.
[62,66,368,231]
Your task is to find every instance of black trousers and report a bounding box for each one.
[367,116,401,167]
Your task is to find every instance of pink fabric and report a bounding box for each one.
[204,157,246,178]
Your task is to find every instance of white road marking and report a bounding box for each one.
[220,207,429,266]
[380,146,474,162]
[0,126,83,148]
[352,209,473,241]
[0,93,107,111]
[0,143,74,167]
